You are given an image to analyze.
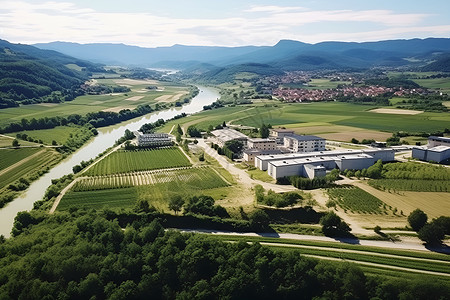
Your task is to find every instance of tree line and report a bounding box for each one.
[1,209,448,299]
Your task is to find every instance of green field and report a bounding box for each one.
[327,186,386,214]
[413,78,450,93]
[85,147,191,176]
[161,102,449,138]
[8,125,91,145]
[0,79,190,127]
[0,148,62,189]
[60,167,230,210]
[0,148,42,171]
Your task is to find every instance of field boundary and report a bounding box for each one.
[49,176,87,214]
[0,149,45,177]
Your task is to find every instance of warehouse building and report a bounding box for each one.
[210,128,248,147]
[255,148,394,171]
[412,145,450,163]
[134,132,173,147]
[267,153,382,179]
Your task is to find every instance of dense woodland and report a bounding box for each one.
[1,209,448,299]
[0,40,106,108]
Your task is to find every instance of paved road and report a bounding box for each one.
[180,228,450,253]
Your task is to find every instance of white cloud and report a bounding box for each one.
[0,1,446,47]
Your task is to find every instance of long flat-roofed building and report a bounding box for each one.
[255,148,394,171]
[210,128,248,147]
[267,153,378,179]
[412,136,450,163]
[283,134,326,152]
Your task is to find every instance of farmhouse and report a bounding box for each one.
[210,128,248,147]
[412,136,450,163]
[283,134,326,152]
[134,132,173,147]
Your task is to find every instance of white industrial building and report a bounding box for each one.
[266,151,391,179]
[255,148,395,171]
[412,136,450,163]
[134,132,173,147]
[210,128,248,147]
[283,134,326,152]
[412,145,450,163]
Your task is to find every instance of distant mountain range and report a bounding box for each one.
[34,38,450,73]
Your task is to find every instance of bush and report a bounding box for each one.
[320,211,351,236]
[418,223,445,245]
[408,209,428,231]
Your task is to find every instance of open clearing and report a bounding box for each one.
[102,106,136,113]
[370,108,423,115]
[155,92,188,102]
[125,96,145,101]
[113,79,159,85]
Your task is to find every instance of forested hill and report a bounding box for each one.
[0,39,103,109]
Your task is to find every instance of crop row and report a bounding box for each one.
[73,167,228,192]
[368,179,450,192]
[85,147,191,176]
[327,186,385,214]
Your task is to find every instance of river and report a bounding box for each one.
[0,86,219,237]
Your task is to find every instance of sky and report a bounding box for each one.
[1,0,449,47]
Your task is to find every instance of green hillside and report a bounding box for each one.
[0,39,103,109]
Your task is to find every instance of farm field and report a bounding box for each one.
[0,79,191,127]
[0,148,42,171]
[353,181,450,219]
[161,101,449,141]
[0,135,38,147]
[368,179,450,192]
[327,186,387,214]
[59,167,230,211]
[8,125,91,145]
[85,147,191,176]
[412,77,450,93]
[0,148,62,189]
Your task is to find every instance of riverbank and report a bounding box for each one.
[0,86,220,237]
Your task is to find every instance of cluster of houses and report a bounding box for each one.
[273,86,427,102]
[412,136,450,163]
[210,128,395,179]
